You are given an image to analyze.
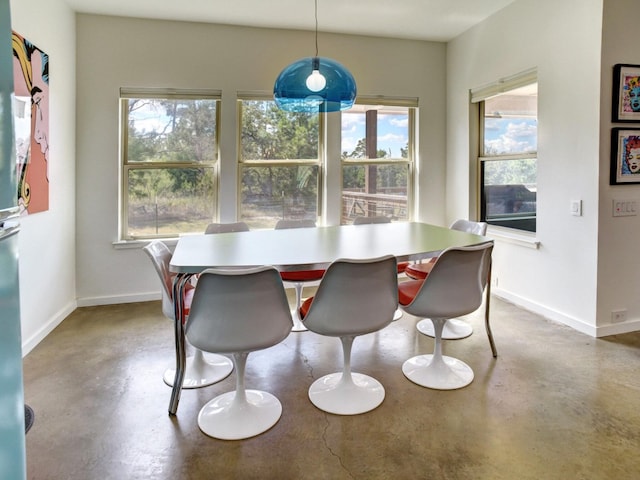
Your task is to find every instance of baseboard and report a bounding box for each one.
[492,288,640,337]
[22,300,77,356]
[492,287,597,337]
[76,291,161,307]
[77,284,304,308]
[593,318,640,337]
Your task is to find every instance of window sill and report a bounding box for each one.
[487,225,540,249]
[112,238,178,250]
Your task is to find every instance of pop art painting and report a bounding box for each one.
[12,31,49,215]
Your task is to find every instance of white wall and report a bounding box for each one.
[596,0,640,333]
[10,0,77,353]
[74,15,447,305]
[447,0,611,336]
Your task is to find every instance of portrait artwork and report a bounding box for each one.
[610,128,640,185]
[612,64,640,123]
[12,31,49,215]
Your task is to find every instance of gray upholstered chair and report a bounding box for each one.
[404,219,488,340]
[352,215,393,225]
[204,222,250,234]
[300,255,398,415]
[185,266,293,440]
[398,242,494,390]
[142,241,233,389]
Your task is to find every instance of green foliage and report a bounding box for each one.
[342,164,407,191]
[241,100,319,160]
[239,101,320,215]
[126,98,218,204]
[341,139,407,192]
[484,158,536,186]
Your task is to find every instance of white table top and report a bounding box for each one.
[170,222,491,274]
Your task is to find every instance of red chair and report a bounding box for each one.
[405,219,487,281]
[143,241,233,389]
[275,219,325,332]
[399,243,494,390]
[186,266,293,439]
[299,255,398,414]
[352,216,408,320]
[404,219,487,339]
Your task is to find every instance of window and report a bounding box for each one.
[238,97,320,229]
[474,73,537,232]
[120,89,220,240]
[341,101,415,224]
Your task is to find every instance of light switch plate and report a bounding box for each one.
[570,200,582,216]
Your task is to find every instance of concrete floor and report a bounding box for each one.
[23,294,640,480]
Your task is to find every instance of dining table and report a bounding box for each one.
[167,221,492,414]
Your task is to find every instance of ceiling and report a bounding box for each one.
[62,0,517,42]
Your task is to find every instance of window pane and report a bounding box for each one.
[483,84,537,156]
[482,158,536,232]
[342,105,410,159]
[126,167,216,238]
[239,165,319,229]
[126,98,217,163]
[341,103,412,225]
[342,164,409,224]
[240,100,319,161]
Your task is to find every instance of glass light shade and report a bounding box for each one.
[274,56,357,113]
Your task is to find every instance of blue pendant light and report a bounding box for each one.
[274,0,357,113]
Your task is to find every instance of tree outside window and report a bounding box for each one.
[121,92,219,239]
[341,104,414,224]
[238,99,320,229]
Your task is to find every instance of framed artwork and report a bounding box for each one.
[612,64,640,122]
[12,31,50,215]
[610,128,640,185]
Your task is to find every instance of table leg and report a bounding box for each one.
[485,260,498,358]
[169,273,192,415]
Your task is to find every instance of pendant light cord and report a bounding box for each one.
[314,0,319,57]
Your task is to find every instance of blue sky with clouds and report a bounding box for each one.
[341,111,409,158]
[484,117,537,155]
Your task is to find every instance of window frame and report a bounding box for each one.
[236,93,324,228]
[119,88,221,241]
[472,70,538,233]
[340,96,417,224]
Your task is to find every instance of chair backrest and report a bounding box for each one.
[274,219,316,230]
[142,240,175,319]
[204,222,250,234]
[402,242,493,320]
[185,266,293,353]
[450,219,488,236]
[302,255,398,337]
[352,216,391,225]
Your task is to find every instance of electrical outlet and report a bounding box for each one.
[611,309,627,323]
[613,199,638,217]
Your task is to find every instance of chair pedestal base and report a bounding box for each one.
[416,318,473,340]
[288,282,309,332]
[163,350,233,389]
[308,372,385,415]
[402,354,474,390]
[290,308,308,332]
[198,390,282,440]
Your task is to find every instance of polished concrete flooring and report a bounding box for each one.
[23,292,640,480]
